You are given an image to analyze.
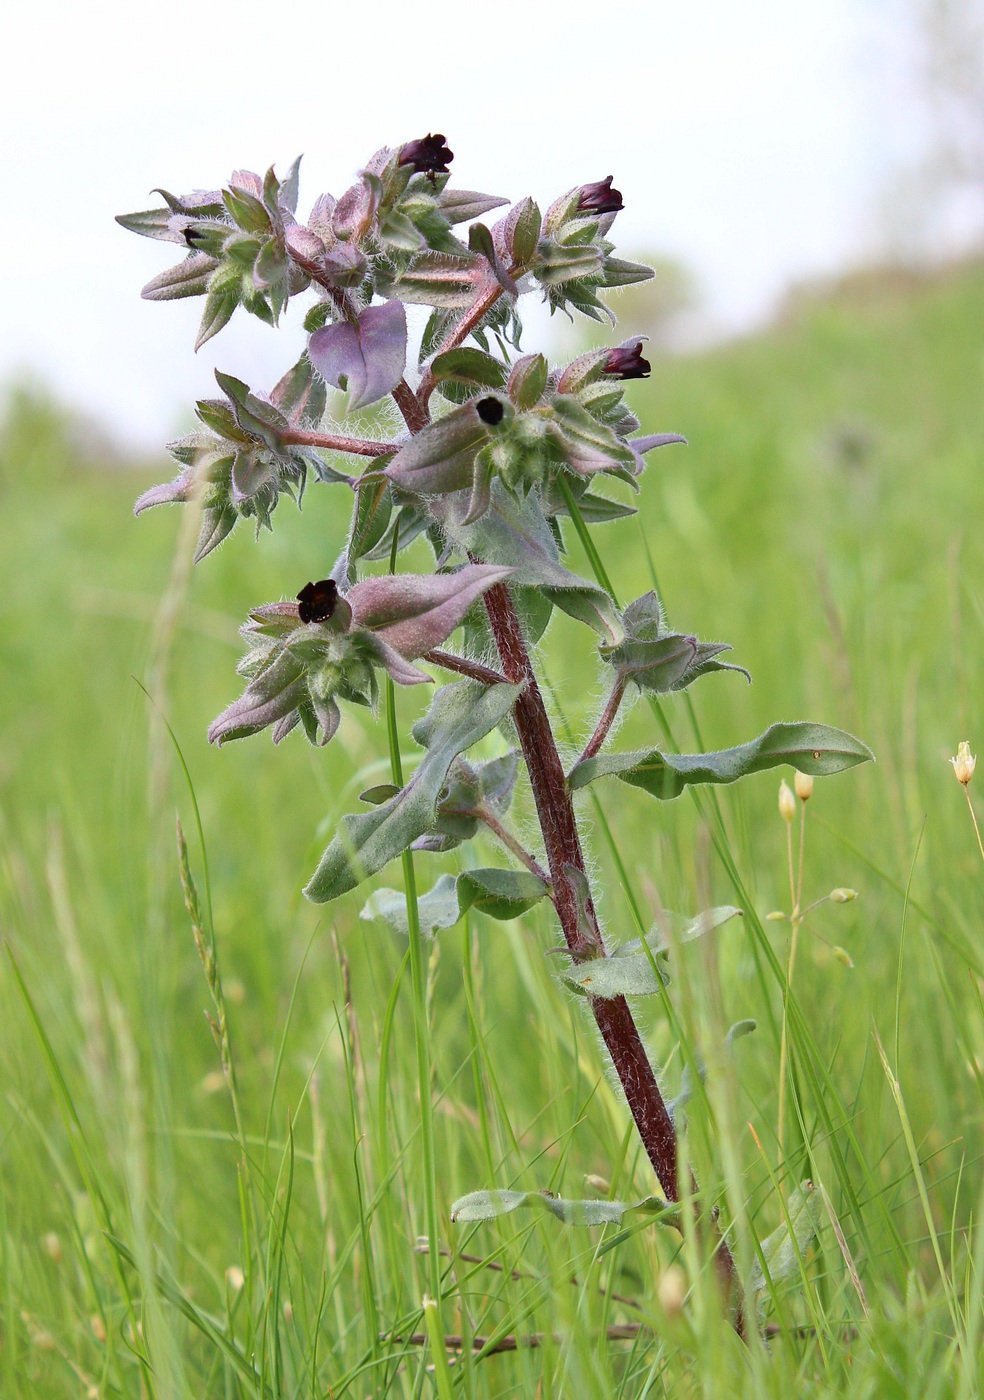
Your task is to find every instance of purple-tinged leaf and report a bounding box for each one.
[359,633,432,686]
[141,252,217,302]
[134,472,193,516]
[332,177,378,241]
[284,223,325,268]
[628,432,687,474]
[385,403,489,495]
[231,451,276,504]
[194,506,237,562]
[309,301,407,413]
[229,170,263,197]
[208,674,307,746]
[348,563,513,659]
[439,189,510,224]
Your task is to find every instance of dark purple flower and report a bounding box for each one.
[576,176,623,216]
[399,133,454,175]
[604,341,651,380]
[476,396,505,426]
[297,579,339,624]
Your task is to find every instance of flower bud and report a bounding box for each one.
[398,133,453,174]
[585,1173,610,1194]
[766,910,786,922]
[794,770,814,802]
[829,887,857,903]
[603,341,651,380]
[576,176,624,215]
[832,946,854,968]
[657,1264,687,1317]
[951,740,976,786]
[225,1265,245,1293]
[41,1232,62,1263]
[778,780,796,824]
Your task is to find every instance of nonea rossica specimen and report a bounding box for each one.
[120,138,872,1324]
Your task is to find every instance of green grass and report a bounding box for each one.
[2,257,984,1395]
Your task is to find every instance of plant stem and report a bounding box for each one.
[965,787,984,866]
[423,649,508,687]
[418,281,506,410]
[576,677,627,767]
[280,429,396,458]
[473,806,551,886]
[480,579,739,1310]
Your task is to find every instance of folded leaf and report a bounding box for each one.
[450,1188,669,1226]
[569,722,874,800]
[308,300,407,413]
[347,563,513,659]
[361,866,549,937]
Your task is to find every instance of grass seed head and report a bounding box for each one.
[951,740,976,786]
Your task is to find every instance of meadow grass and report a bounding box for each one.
[2,258,984,1395]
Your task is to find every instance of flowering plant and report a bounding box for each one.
[121,136,872,1326]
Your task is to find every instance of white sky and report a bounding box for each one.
[0,0,950,449]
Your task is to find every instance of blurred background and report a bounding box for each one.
[4,1,984,1392]
[3,0,984,447]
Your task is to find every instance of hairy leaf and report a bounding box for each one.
[305,681,522,902]
[308,300,407,412]
[569,722,874,800]
[751,1181,823,1291]
[450,1188,669,1226]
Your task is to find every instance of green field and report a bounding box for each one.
[3,258,984,1396]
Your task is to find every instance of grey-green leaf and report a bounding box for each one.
[568,722,875,800]
[450,1188,669,1226]
[361,866,548,936]
[305,681,522,902]
[751,1181,823,1291]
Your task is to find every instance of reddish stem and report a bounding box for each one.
[418,281,506,411]
[424,649,509,687]
[480,580,740,1316]
[280,429,395,458]
[576,675,628,767]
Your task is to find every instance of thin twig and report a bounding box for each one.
[474,807,552,886]
[575,676,628,768]
[280,429,396,458]
[388,1325,646,1356]
[414,1238,640,1310]
[424,649,509,687]
[418,281,506,410]
[965,787,984,866]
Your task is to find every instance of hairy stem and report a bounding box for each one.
[280,429,395,458]
[480,579,739,1311]
[473,807,551,886]
[418,280,506,411]
[576,676,628,767]
[423,649,509,687]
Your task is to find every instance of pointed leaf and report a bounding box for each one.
[569,722,874,800]
[348,563,513,659]
[439,189,510,224]
[141,252,216,302]
[450,1189,669,1226]
[751,1182,823,1291]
